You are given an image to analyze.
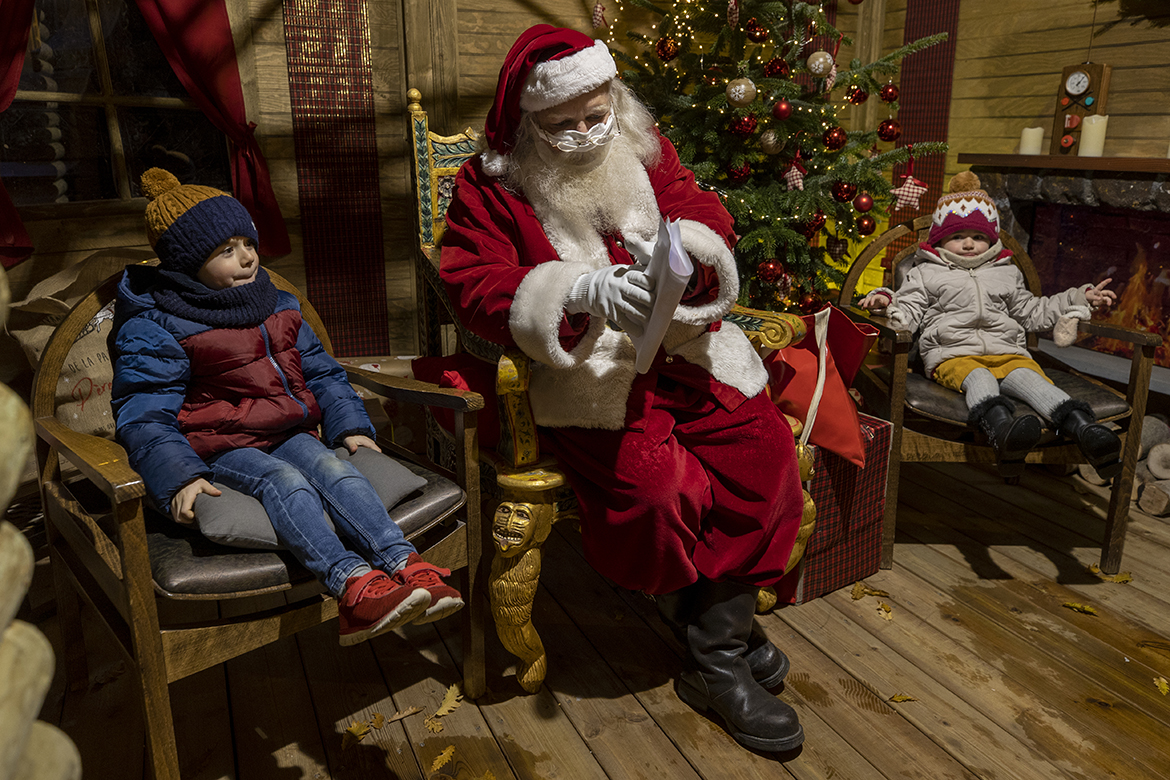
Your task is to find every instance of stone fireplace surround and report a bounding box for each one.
[959,154,1170,396]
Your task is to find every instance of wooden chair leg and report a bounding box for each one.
[487,491,557,693]
[47,547,88,693]
[1101,427,1139,574]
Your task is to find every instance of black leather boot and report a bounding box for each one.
[1052,400,1122,481]
[674,579,804,752]
[656,586,790,688]
[970,396,1042,461]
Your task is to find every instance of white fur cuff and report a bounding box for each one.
[510,262,605,369]
[673,219,739,325]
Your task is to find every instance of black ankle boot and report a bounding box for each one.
[656,587,789,687]
[970,396,1042,461]
[1052,400,1122,480]
[674,579,804,752]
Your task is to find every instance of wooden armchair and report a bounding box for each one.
[31,267,486,780]
[407,89,812,693]
[836,215,1157,574]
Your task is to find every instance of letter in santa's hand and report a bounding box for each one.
[630,218,693,373]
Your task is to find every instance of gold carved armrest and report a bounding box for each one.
[725,305,807,351]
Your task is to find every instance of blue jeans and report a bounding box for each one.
[209,433,415,596]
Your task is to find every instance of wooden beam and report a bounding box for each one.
[401,0,459,133]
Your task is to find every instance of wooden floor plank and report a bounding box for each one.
[543,526,883,780]
[782,584,1080,780]
[872,536,1170,779]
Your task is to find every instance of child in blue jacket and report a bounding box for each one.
[111,168,461,645]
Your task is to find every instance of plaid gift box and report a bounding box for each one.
[774,412,893,605]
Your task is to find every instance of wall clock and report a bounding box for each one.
[1050,62,1111,155]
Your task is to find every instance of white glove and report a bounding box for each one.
[622,234,658,269]
[565,265,656,338]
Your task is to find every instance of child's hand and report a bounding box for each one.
[343,434,382,454]
[1086,278,1117,311]
[858,289,893,311]
[170,478,221,525]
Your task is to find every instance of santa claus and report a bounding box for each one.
[441,24,804,752]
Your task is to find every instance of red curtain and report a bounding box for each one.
[134,0,290,256]
[0,0,36,268]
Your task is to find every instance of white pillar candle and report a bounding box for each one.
[1019,126,1044,155]
[1079,114,1108,157]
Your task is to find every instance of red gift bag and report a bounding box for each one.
[765,305,878,467]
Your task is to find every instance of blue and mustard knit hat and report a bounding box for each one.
[141,167,258,277]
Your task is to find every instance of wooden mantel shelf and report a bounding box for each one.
[957,153,1170,174]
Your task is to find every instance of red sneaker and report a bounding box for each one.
[337,570,429,646]
[399,553,465,624]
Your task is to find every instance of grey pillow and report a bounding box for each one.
[193,447,428,550]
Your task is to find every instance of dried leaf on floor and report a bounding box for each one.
[431,746,455,771]
[1156,677,1169,696]
[481,771,496,780]
[1088,564,1133,584]
[424,717,444,734]
[877,601,893,621]
[386,706,423,724]
[433,683,464,718]
[851,581,890,600]
[1062,602,1098,616]
[889,694,917,703]
[341,720,372,750]
[371,712,386,729]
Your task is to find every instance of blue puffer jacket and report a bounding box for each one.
[110,265,375,510]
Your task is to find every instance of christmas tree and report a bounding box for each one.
[600,0,948,312]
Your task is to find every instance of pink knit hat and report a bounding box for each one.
[928,171,1000,246]
[483,25,618,156]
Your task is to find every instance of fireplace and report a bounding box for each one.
[960,154,1170,393]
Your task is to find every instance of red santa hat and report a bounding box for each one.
[484,24,618,155]
[928,171,1000,246]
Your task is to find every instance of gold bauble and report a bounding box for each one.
[805,50,834,77]
[760,129,785,155]
[726,77,757,108]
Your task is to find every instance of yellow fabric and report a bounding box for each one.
[933,354,1052,393]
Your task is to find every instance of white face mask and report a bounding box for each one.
[536,111,620,153]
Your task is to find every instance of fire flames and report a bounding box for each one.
[1082,243,1169,366]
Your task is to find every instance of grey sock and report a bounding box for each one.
[961,368,1000,411]
[1000,367,1069,420]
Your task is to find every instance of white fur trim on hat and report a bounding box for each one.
[519,40,617,113]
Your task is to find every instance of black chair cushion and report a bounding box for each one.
[878,367,1131,426]
[147,460,464,598]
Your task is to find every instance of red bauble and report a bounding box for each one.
[856,215,877,235]
[727,161,752,184]
[880,83,900,103]
[771,99,792,120]
[745,18,769,43]
[845,85,868,104]
[729,115,758,137]
[831,181,858,202]
[799,293,822,314]
[801,210,826,239]
[877,119,902,142]
[852,192,874,212]
[823,126,848,151]
[764,58,789,78]
[757,260,782,283]
[656,35,680,62]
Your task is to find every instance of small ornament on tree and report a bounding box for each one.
[853,191,874,212]
[771,98,792,120]
[801,209,826,239]
[729,115,758,137]
[823,126,847,151]
[805,50,834,77]
[592,2,607,29]
[783,154,807,191]
[831,181,858,202]
[889,151,928,210]
[826,235,850,263]
[878,118,902,142]
[727,0,739,29]
[757,259,783,283]
[880,82,900,103]
[845,85,868,104]
[824,62,838,92]
[800,292,822,313]
[727,161,752,184]
[760,129,786,155]
[856,214,877,235]
[745,18,769,43]
[764,57,790,78]
[726,77,757,107]
[656,35,680,62]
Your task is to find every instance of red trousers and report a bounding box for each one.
[541,360,803,595]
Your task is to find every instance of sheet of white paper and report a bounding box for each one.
[630,218,694,373]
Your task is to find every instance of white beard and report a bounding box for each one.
[508,129,661,262]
